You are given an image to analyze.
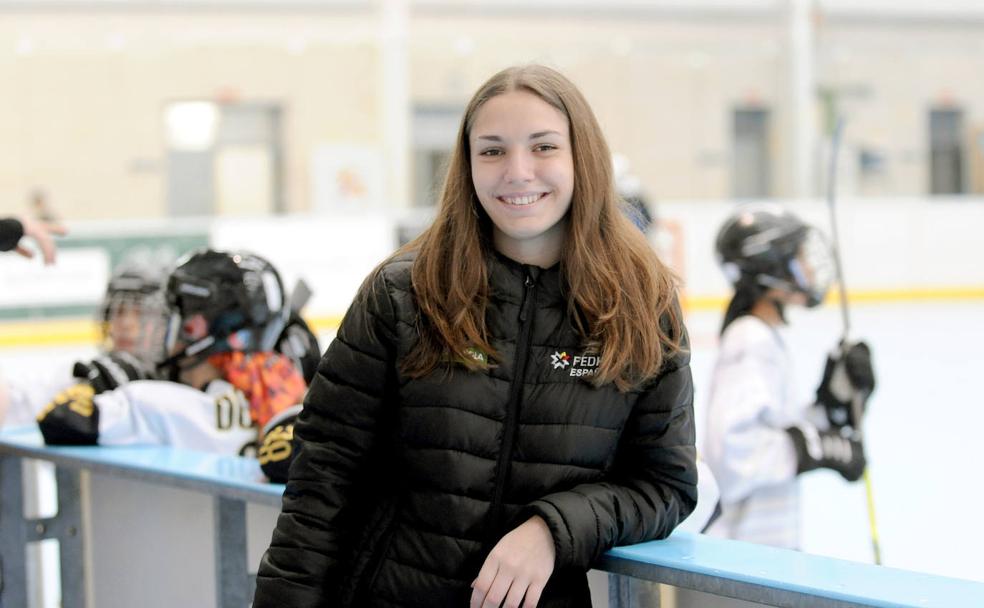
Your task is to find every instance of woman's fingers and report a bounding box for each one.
[469,562,498,608]
[480,575,514,608]
[502,577,532,608]
[521,582,545,608]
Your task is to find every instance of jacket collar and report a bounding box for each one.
[488,249,566,306]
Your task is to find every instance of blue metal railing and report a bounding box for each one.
[2,426,983,608]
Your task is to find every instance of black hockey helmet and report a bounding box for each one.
[715,204,833,307]
[161,249,289,373]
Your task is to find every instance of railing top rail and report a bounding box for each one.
[602,530,984,608]
[0,426,284,506]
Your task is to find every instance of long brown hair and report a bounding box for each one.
[397,64,682,390]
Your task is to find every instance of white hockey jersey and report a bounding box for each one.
[39,378,258,457]
[702,315,805,549]
[1,366,76,428]
[94,379,258,455]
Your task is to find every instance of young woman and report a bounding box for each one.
[702,204,875,549]
[254,65,697,607]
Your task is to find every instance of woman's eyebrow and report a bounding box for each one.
[474,130,564,142]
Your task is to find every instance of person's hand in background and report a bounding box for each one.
[3,215,68,264]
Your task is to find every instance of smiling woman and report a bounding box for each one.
[253,64,698,608]
[469,90,575,268]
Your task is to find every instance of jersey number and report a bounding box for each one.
[214,392,252,431]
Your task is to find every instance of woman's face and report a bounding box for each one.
[469,90,574,266]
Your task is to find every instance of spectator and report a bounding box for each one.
[254,64,697,607]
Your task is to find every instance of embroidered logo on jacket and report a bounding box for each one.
[464,346,488,364]
[550,351,599,377]
[550,351,571,369]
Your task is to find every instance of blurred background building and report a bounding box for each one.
[3,0,984,218]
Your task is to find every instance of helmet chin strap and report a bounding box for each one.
[158,336,219,383]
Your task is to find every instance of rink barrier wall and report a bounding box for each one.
[3,196,984,349]
[4,282,984,349]
[3,427,984,608]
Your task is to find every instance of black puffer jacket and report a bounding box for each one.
[255,251,697,607]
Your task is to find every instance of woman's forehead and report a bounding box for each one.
[470,91,569,139]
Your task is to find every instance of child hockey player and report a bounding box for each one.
[703,204,876,549]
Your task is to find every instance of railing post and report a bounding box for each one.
[0,456,28,608]
[215,496,250,608]
[54,468,86,608]
[609,573,661,608]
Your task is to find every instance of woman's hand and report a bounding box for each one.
[470,515,555,608]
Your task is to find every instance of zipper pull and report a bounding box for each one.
[520,273,535,322]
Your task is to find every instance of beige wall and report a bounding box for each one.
[409,16,786,201]
[3,6,984,221]
[817,20,984,196]
[1,11,379,219]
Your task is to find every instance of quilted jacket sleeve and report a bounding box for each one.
[253,269,398,607]
[521,331,698,571]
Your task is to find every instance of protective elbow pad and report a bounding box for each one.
[258,404,302,483]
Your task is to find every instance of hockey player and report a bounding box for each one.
[2,250,320,433]
[0,254,167,428]
[36,249,313,482]
[702,204,876,549]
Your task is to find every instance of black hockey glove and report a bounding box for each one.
[38,383,100,445]
[816,340,875,430]
[72,351,157,394]
[786,424,866,482]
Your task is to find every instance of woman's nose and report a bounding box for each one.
[503,150,534,183]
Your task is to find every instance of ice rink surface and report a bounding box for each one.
[2,300,982,585]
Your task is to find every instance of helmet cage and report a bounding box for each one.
[716,206,833,308]
[100,270,168,364]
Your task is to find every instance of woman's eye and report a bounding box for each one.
[534,143,557,152]
[479,148,503,157]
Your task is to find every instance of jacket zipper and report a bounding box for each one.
[484,269,537,552]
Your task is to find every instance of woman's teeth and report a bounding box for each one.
[501,193,543,206]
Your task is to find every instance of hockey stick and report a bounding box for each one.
[826,119,851,341]
[825,117,882,565]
